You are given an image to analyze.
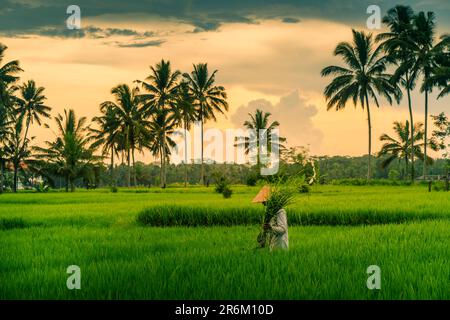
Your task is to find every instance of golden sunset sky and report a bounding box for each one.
[1,0,449,161]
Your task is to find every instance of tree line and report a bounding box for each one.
[0,50,229,191]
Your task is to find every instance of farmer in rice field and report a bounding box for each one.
[253,186,289,250]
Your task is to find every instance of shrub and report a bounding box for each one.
[215,179,227,194]
[298,184,310,194]
[110,186,118,193]
[35,182,50,193]
[222,186,233,198]
[246,173,259,186]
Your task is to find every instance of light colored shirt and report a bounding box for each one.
[268,208,289,250]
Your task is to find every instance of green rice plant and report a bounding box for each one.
[0,217,28,230]
[137,205,264,227]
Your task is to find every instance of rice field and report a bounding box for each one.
[1,185,449,299]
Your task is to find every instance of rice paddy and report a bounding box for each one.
[1,185,449,299]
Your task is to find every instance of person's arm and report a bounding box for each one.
[270,209,287,235]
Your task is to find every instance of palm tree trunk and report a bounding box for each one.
[406,75,414,182]
[159,145,164,188]
[365,94,372,181]
[423,90,429,178]
[127,148,131,187]
[200,105,204,185]
[0,158,3,194]
[110,145,115,187]
[13,164,18,193]
[132,147,137,187]
[405,156,409,180]
[162,132,167,188]
[184,120,188,188]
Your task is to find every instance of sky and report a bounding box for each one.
[1,0,449,162]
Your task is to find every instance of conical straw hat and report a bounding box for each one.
[252,185,271,203]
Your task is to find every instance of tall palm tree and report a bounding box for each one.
[183,63,228,185]
[0,87,16,193]
[90,105,121,186]
[426,66,450,99]
[16,80,51,144]
[172,81,197,187]
[3,114,33,192]
[0,43,22,193]
[33,109,98,192]
[100,84,143,187]
[378,120,430,178]
[377,5,418,181]
[137,59,180,188]
[321,29,402,180]
[411,11,449,177]
[235,109,286,172]
[0,43,22,94]
[145,109,177,187]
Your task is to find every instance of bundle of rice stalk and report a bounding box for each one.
[256,177,299,247]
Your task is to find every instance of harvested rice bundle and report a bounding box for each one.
[254,178,298,248]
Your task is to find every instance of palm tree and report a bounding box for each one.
[90,105,121,186]
[145,109,177,187]
[411,11,449,177]
[100,84,143,187]
[0,43,22,94]
[0,43,22,193]
[377,5,418,181]
[3,114,33,192]
[426,66,450,98]
[378,120,430,178]
[0,87,15,193]
[33,109,98,192]
[16,80,51,143]
[137,59,180,188]
[235,109,286,173]
[172,81,197,187]
[321,29,402,180]
[183,63,228,185]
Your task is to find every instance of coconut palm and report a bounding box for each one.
[0,43,22,94]
[411,11,450,177]
[378,120,430,178]
[171,81,197,187]
[3,114,33,192]
[321,29,402,180]
[90,105,121,186]
[377,5,418,181]
[0,44,22,193]
[137,59,180,188]
[0,87,16,193]
[183,63,228,185]
[100,84,143,187]
[145,109,177,187]
[426,66,450,98]
[235,109,286,173]
[33,109,98,192]
[16,80,51,143]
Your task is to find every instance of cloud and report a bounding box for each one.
[281,17,301,24]
[231,90,323,149]
[3,0,447,40]
[115,39,166,48]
